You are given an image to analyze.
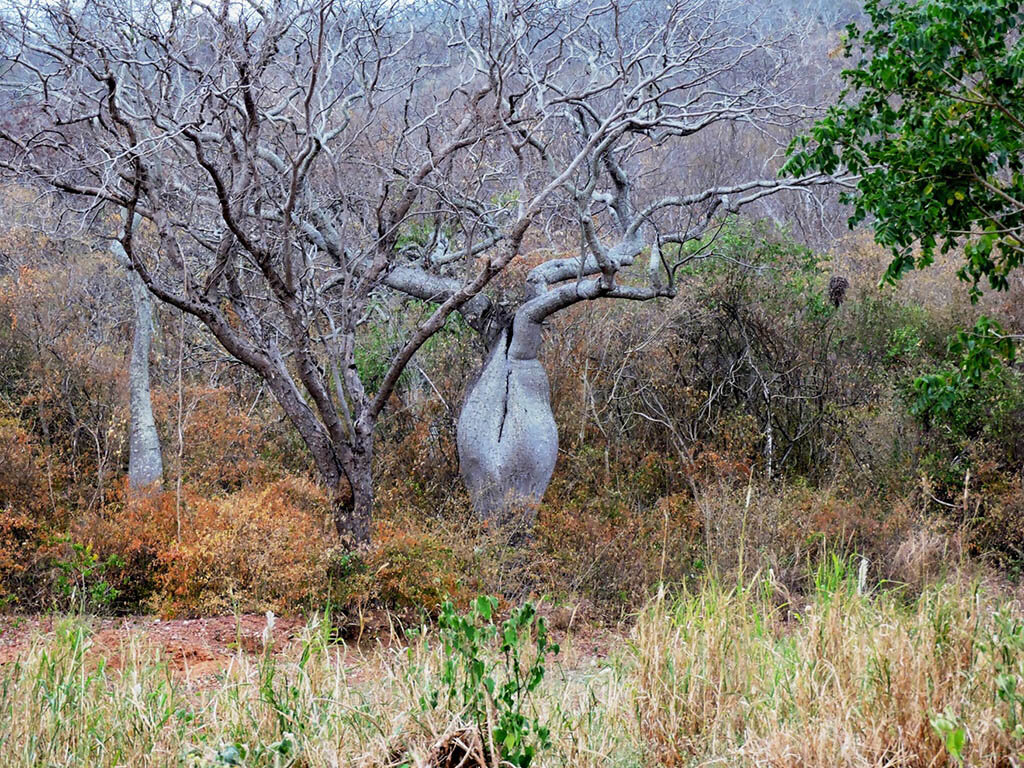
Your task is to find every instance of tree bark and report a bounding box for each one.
[333,442,373,548]
[334,469,372,549]
[456,315,558,527]
[126,263,163,491]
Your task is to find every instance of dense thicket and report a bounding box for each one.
[1,213,1021,617]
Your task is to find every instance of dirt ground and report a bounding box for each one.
[0,613,307,683]
[0,604,620,687]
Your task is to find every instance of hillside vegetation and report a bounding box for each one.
[2,221,1022,619]
[1,0,1024,764]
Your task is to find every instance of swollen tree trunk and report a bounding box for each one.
[457,316,558,525]
[126,267,163,490]
[455,226,666,525]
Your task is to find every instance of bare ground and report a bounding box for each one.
[0,613,306,683]
[0,603,620,687]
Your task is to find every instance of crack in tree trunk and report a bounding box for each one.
[496,326,514,442]
[457,318,558,530]
[496,367,512,442]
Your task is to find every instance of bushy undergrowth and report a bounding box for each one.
[1,567,1022,766]
[1,218,1022,616]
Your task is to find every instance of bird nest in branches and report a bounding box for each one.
[829,275,850,308]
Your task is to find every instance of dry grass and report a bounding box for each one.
[633,563,1023,767]
[1,561,1022,767]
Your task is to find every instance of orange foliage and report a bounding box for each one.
[154,477,339,616]
[0,413,63,604]
[1,257,127,512]
[80,477,340,616]
[76,483,179,608]
[353,518,469,613]
[0,413,52,517]
[152,386,288,493]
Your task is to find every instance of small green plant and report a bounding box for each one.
[427,596,560,768]
[987,610,1024,740]
[53,540,123,613]
[930,709,966,765]
[886,325,921,362]
[911,316,1019,427]
[813,552,861,603]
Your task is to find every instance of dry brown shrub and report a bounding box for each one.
[152,386,287,493]
[964,483,1024,565]
[0,412,51,518]
[352,517,471,614]
[155,476,339,616]
[889,523,960,593]
[0,412,64,605]
[533,491,702,610]
[74,484,178,609]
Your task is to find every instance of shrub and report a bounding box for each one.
[338,518,471,617]
[153,386,289,494]
[0,510,47,607]
[51,540,125,613]
[0,412,63,607]
[0,412,51,518]
[534,487,702,612]
[424,596,560,768]
[155,477,339,616]
[77,484,180,612]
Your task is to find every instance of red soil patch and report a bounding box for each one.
[0,601,623,687]
[0,613,305,683]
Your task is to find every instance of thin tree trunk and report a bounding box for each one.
[126,267,163,491]
[174,311,186,540]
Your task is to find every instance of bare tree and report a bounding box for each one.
[0,0,836,546]
[442,0,840,522]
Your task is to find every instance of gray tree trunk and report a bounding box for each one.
[126,267,163,490]
[336,448,374,548]
[456,315,558,529]
[453,234,657,527]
